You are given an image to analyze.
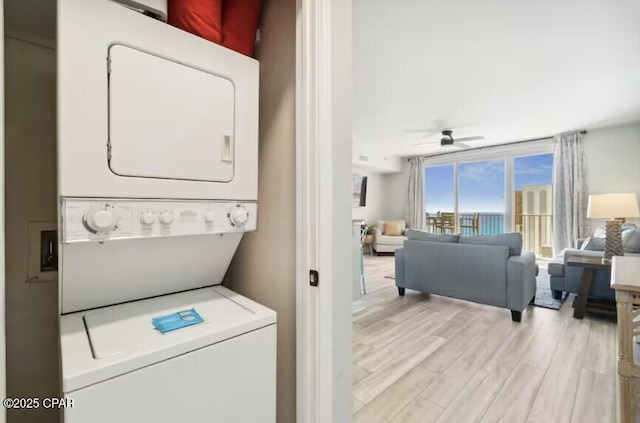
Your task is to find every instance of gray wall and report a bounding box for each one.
[582,122,640,229]
[223,0,297,422]
[4,36,59,423]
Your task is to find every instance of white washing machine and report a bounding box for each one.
[56,1,274,422]
[61,286,276,423]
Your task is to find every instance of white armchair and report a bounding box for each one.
[372,220,408,254]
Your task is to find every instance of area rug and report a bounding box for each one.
[533,265,567,310]
[386,267,566,310]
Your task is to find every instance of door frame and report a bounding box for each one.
[296,0,353,422]
[1,2,6,422]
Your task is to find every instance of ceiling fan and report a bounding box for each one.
[412,130,485,151]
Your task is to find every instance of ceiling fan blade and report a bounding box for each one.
[412,140,440,146]
[403,128,438,133]
[455,142,472,149]
[454,136,484,143]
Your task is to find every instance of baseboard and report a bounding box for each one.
[353,299,365,315]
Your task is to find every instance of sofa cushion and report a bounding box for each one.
[458,232,523,256]
[384,221,404,236]
[623,229,640,253]
[580,236,605,251]
[406,230,459,243]
[376,235,406,245]
[378,220,406,235]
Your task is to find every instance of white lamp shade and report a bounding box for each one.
[587,193,640,218]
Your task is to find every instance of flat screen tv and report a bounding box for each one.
[352,174,368,207]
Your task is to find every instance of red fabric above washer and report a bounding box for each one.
[168,0,224,44]
[221,0,262,57]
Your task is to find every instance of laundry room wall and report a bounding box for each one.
[4,33,60,423]
[223,0,297,421]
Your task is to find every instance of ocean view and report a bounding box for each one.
[425,212,505,236]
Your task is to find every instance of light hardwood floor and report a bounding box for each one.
[352,255,617,423]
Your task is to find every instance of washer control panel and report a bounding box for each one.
[61,198,257,243]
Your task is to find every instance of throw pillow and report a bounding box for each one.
[384,221,403,236]
[580,236,605,251]
[458,232,523,256]
[622,229,640,253]
[221,0,263,57]
[168,0,224,44]
[406,230,459,243]
[593,227,606,238]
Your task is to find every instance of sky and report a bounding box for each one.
[425,153,553,213]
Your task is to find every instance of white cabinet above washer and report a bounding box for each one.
[108,44,235,182]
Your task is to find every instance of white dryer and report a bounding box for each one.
[58,0,258,200]
[56,1,274,422]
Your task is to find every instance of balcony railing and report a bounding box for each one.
[424,212,553,258]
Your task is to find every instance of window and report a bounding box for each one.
[458,159,505,235]
[423,150,554,257]
[425,164,454,215]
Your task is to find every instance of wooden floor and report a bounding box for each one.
[352,255,617,423]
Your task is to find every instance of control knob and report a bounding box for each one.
[140,211,155,226]
[159,211,174,225]
[204,211,216,223]
[84,206,119,234]
[228,205,249,227]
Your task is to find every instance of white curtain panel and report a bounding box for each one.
[406,157,426,229]
[552,132,588,255]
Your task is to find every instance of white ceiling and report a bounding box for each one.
[353,0,640,157]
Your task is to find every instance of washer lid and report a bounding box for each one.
[85,287,257,358]
[61,286,276,392]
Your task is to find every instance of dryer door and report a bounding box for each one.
[108,44,235,182]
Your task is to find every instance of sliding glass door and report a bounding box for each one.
[458,159,505,236]
[424,160,506,235]
[424,165,454,233]
[514,153,554,257]
[423,150,554,258]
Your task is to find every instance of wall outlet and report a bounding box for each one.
[40,230,58,272]
[27,221,58,283]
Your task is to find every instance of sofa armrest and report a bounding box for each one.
[574,238,587,249]
[395,247,405,287]
[506,251,537,312]
[373,228,383,246]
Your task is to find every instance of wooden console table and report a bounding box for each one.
[611,256,640,423]
[567,256,612,319]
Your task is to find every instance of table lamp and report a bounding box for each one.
[587,193,640,263]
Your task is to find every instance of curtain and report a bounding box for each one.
[406,157,426,229]
[552,132,588,254]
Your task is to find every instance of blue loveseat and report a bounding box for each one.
[395,231,537,322]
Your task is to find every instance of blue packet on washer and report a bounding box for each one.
[152,308,204,334]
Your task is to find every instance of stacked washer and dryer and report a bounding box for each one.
[57,1,276,422]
